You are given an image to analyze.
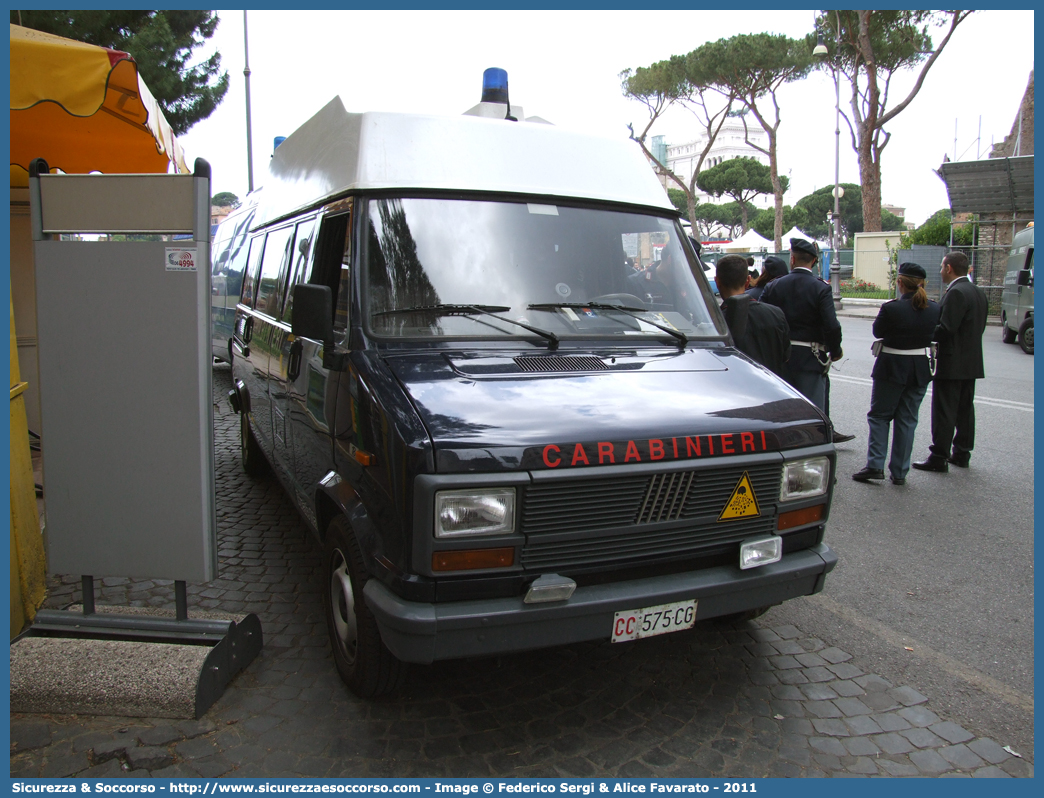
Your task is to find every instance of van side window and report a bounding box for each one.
[211,223,234,278]
[224,209,257,305]
[255,225,294,317]
[280,217,318,324]
[240,234,265,308]
[308,211,352,331]
[334,263,351,332]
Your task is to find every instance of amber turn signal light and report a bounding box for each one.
[777,504,825,530]
[432,547,515,571]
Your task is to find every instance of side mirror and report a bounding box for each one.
[1017,269,1032,287]
[291,284,333,343]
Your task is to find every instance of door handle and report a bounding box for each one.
[288,339,303,382]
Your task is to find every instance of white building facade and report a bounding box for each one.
[662,116,773,211]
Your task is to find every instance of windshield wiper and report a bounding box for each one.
[374,304,559,349]
[528,302,688,348]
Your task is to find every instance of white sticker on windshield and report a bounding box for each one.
[527,204,559,216]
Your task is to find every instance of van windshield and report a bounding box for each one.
[364,197,725,342]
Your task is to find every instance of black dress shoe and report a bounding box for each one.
[832,431,856,443]
[890,476,906,485]
[947,454,970,468]
[912,457,948,473]
[852,467,885,483]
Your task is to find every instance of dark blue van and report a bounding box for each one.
[221,88,836,697]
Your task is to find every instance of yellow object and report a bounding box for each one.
[9,23,188,187]
[718,471,761,521]
[10,291,46,638]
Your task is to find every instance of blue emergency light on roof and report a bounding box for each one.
[273,136,287,151]
[481,68,510,104]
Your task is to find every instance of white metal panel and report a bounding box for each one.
[31,168,215,582]
[34,241,215,581]
[255,97,674,228]
[38,174,197,234]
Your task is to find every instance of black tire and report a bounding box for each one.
[1018,317,1034,354]
[716,605,775,625]
[240,412,267,476]
[323,516,406,698]
[1001,315,1017,344]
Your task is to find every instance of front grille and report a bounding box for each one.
[520,462,782,571]
[515,355,608,373]
[637,471,695,524]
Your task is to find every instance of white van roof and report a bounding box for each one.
[253,96,674,229]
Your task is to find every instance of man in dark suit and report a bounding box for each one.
[912,251,989,472]
[716,255,790,379]
[761,238,843,414]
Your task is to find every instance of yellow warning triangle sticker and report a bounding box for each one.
[718,471,761,521]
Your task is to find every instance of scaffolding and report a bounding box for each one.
[938,155,1033,314]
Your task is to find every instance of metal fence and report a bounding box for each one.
[701,229,1021,316]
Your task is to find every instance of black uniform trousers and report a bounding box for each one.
[930,378,976,459]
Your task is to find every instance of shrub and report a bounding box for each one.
[840,278,882,292]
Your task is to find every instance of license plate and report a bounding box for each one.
[611,599,698,642]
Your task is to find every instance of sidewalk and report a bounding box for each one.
[835,298,885,321]
[836,297,1001,326]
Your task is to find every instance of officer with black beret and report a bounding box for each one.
[761,238,843,415]
[853,262,940,485]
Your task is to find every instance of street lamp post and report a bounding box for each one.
[814,13,843,309]
[243,10,254,193]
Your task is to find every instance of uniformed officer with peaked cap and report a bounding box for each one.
[761,238,843,413]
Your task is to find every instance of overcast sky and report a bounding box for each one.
[180,9,1034,228]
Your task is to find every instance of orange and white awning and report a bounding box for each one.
[10,23,189,187]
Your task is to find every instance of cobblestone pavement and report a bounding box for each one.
[10,365,1033,779]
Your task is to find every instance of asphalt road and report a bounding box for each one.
[766,314,1035,761]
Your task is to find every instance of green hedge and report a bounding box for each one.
[840,289,892,300]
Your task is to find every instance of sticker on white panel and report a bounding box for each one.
[165,247,198,272]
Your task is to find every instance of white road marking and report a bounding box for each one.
[829,374,1034,412]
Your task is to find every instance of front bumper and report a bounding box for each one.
[364,543,837,664]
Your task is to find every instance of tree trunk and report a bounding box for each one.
[857,132,882,233]
[855,10,882,234]
[767,129,783,252]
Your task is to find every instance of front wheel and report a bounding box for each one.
[323,517,406,698]
[1001,314,1017,344]
[240,412,267,476]
[1019,317,1034,354]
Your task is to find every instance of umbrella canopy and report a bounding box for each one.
[10,23,188,187]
